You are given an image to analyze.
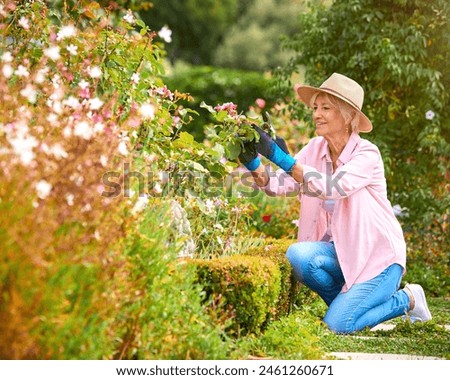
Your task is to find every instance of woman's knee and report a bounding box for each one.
[286,242,320,282]
[286,242,315,264]
[323,313,355,334]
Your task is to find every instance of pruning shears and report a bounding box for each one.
[261,111,277,140]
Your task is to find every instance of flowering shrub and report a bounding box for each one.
[202,101,278,160]
[0,0,248,358]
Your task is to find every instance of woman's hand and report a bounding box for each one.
[254,126,296,172]
[238,138,260,171]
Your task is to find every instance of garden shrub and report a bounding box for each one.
[0,1,238,359]
[243,238,300,317]
[112,202,231,359]
[192,255,282,337]
[237,310,327,360]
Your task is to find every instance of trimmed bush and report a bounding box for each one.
[193,255,281,337]
[243,238,301,317]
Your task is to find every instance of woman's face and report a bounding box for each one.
[313,93,347,140]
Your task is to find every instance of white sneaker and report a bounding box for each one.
[404,284,432,322]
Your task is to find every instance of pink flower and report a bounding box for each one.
[155,86,174,100]
[79,87,90,99]
[255,98,266,109]
[18,17,30,30]
[214,102,238,116]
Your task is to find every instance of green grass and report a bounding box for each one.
[237,296,450,360]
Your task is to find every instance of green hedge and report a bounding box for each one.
[243,238,300,317]
[191,238,302,337]
[164,65,277,140]
[193,255,281,337]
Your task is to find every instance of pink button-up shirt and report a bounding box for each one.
[260,132,406,292]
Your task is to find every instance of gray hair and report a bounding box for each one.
[310,92,360,133]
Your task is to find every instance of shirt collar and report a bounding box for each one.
[339,132,361,164]
[320,132,361,164]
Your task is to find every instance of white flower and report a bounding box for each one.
[44,46,61,61]
[139,102,155,119]
[94,122,104,133]
[8,135,38,166]
[131,195,149,214]
[20,84,37,103]
[15,65,29,77]
[18,17,30,30]
[35,67,49,83]
[213,223,224,232]
[1,51,13,62]
[392,204,409,218]
[47,113,58,124]
[88,66,102,79]
[81,203,92,212]
[118,141,128,156]
[153,183,162,194]
[48,99,62,114]
[65,193,75,206]
[63,126,72,138]
[205,199,215,213]
[74,121,93,140]
[100,155,108,167]
[66,44,78,56]
[425,110,435,120]
[123,10,135,24]
[78,79,90,89]
[2,64,13,78]
[131,72,140,84]
[88,97,103,110]
[63,96,80,109]
[57,25,76,41]
[36,180,52,199]
[50,143,68,159]
[158,25,172,43]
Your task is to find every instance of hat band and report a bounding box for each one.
[319,87,361,110]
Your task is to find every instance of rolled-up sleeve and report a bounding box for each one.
[258,165,301,197]
[302,145,381,200]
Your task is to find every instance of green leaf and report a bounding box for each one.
[225,140,241,160]
[187,161,208,173]
[215,110,228,122]
[136,19,146,29]
[178,132,195,144]
[200,101,216,114]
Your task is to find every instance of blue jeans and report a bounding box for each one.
[286,241,410,334]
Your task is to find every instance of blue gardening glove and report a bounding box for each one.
[238,138,261,171]
[254,126,296,172]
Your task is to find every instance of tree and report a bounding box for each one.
[140,0,240,65]
[213,0,307,71]
[276,0,449,231]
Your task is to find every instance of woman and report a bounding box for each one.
[239,73,432,333]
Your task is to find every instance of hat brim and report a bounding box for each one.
[295,84,373,133]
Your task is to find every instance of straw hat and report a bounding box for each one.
[295,73,373,133]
